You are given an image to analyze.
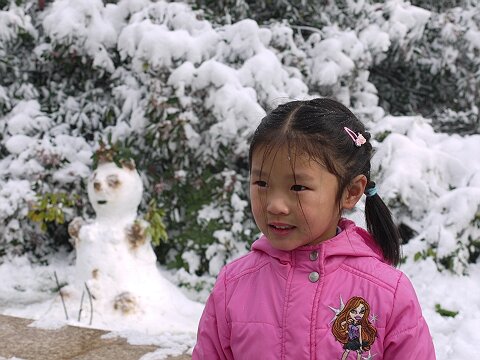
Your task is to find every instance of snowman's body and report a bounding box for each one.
[68,162,202,332]
[75,219,161,305]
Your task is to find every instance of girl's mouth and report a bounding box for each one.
[269,223,295,235]
[97,200,107,205]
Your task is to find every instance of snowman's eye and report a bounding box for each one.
[107,175,121,188]
[93,181,101,191]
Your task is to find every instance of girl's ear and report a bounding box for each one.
[341,174,367,210]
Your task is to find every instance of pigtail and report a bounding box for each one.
[364,182,401,266]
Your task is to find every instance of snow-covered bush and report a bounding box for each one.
[0,0,113,258]
[369,2,480,134]
[372,115,480,273]
[0,0,478,281]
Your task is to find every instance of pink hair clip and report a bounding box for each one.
[344,127,366,147]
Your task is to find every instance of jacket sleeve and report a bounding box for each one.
[192,267,232,360]
[383,273,436,359]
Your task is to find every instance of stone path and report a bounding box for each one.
[0,314,191,360]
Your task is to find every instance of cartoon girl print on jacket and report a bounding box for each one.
[332,296,377,360]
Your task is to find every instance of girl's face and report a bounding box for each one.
[250,145,343,251]
[349,303,366,322]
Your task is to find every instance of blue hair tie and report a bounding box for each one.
[365,186,378,197]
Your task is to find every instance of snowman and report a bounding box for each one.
[67,159,203,333]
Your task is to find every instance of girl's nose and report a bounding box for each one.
[266,193,289,215]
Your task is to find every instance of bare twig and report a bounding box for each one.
[291,25,322,35]
[78,289,85,322]
[54,271,68,320]
[84,282,94,326]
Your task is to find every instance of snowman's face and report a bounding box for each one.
[87,162,143,218]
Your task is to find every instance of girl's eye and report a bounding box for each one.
[254,180,267,188]
[291,184,307,192]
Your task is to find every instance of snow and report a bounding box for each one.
[0,163,204,358]
[400,258,480,359]
[70,163,203,333]
[1,0,479,359]
[4,135,35,155]
[465,28,480,49]
[239,48,309,104]
[117,2,218,73]
[197,204,221,222]
[6,101,52,135]
[0,180,34,219]
[307,37,356,86]
[0,253,200,358]
[43,0,117,72]
[384,0,431,44]
[217,19,271,62]
[0,4,37,43]
[359,24,391,53]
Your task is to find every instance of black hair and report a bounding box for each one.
[249,98,400,265]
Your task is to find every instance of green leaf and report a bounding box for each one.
[435,304,458,318]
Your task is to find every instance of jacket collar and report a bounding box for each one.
[251,218,385,267]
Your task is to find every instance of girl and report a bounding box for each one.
[192,98,435,359]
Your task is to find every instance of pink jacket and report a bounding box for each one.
[192,219,435,359]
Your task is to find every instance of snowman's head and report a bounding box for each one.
[87,162,143,219]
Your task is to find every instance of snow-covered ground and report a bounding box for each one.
[0,252,200,359]
[401,258,480,359]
